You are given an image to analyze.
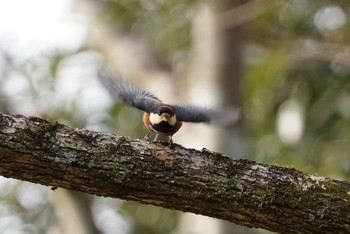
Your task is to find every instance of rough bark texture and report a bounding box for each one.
[0,113,349,233]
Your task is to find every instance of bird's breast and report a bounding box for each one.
[151,121,174,134]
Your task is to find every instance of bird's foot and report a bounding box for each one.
[167,137,175,149]
[144,131,152,141]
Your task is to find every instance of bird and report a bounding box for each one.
[98,70,239,144]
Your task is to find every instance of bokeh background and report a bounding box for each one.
[0,0,349,233]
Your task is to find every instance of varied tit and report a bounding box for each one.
[98,70,238,144]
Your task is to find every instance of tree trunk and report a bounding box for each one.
[0,113,349,233]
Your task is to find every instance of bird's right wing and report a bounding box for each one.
[98,69,161,113]
[173,103,240,125]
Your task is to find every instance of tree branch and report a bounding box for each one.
[0,113,349,233]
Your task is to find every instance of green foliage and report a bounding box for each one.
[121,201,180,234]
[243,0,350,180]
[97,0,195,63]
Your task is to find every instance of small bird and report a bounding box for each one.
[98,70,238,144]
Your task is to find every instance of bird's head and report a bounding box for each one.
[149,105,176,127]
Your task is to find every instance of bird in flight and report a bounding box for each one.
[98,70,238,144]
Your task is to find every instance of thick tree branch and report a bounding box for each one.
[0,113,349,233]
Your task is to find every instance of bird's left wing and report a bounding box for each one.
[173,103,240,125]
[98,70,161,113]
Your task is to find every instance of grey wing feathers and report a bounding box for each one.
[173,103,240,125]
[173,103,210,122]
[98,70,161,113]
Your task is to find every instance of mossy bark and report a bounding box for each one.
[0,113,349,233]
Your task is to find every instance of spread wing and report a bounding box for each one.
[98,70,161,113]
[173,103,240,125]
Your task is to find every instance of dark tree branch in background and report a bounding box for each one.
[0,113,349,233]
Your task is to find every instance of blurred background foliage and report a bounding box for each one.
[0,0,349,233]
